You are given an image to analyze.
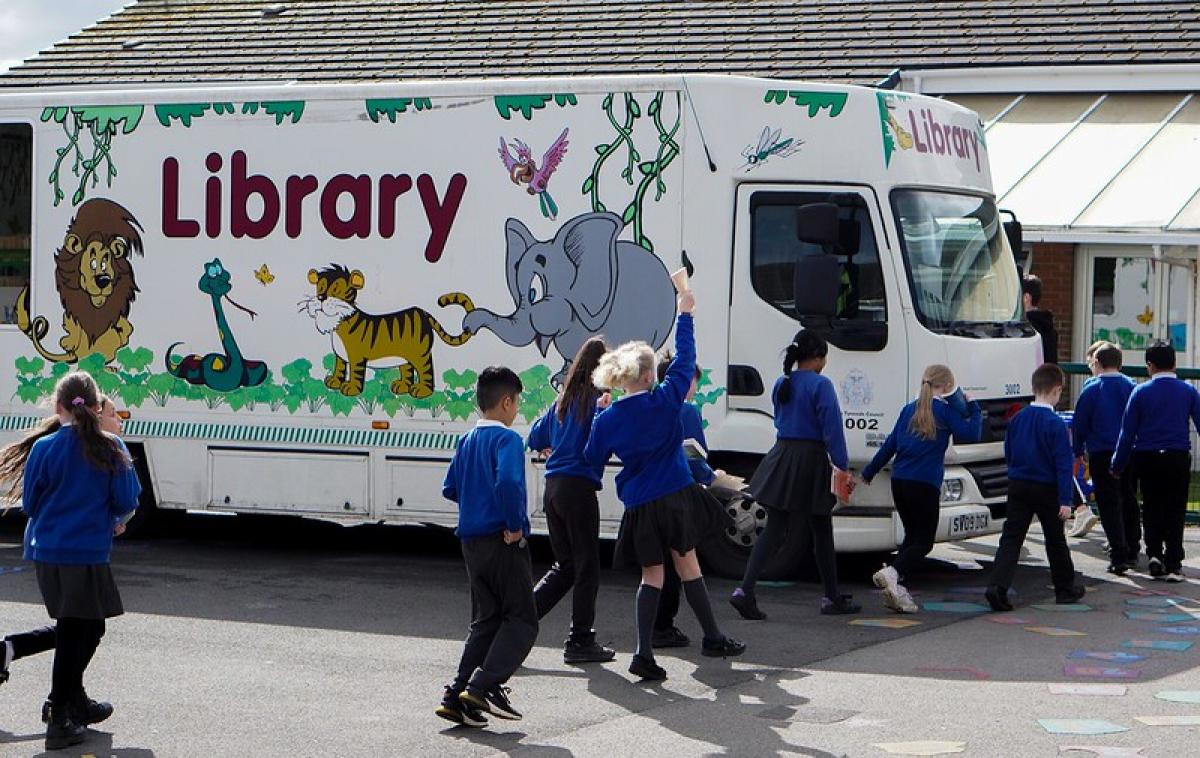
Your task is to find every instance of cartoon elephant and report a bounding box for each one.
[463,212,677,386]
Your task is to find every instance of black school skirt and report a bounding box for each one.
[36,563,124,620]
[614,483,729,569]
[748,439,836,517]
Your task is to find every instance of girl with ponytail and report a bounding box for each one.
[1,372,140,750]
[731,329,858,619]
[860,365,982,613]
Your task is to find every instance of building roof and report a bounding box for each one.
[2,0,1200,89]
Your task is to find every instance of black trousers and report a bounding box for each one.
[451,534,538,695]
[1088,451,1139,565]
[1134,450,1190,573]
[533,476,602,643]
[7,625,56,660]
[49,618,105,707]
[890,479,941,578]
[990,480,1076,592]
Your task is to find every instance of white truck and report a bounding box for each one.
[0,75,1038,576]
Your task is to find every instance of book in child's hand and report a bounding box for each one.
[831,470,854,502]
[712,472,745,491]
[116,509,138,527]
[682,438,708,459]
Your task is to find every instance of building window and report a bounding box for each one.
[0,123,32,325]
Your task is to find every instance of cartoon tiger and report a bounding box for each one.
[302,265,474,398]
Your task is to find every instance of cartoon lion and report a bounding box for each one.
[16,198,144,363]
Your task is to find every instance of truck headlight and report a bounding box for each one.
[941,479,964,503]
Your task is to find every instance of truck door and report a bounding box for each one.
[727,184,908,466]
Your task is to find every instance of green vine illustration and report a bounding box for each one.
[494,93,577,121]
[41,105,144,206]
[582,92,681,252]
[764,90,848,118]
[876,91,912,168]
[365,98,433,122]
[155,101,305,128]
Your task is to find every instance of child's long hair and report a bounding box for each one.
[593,341,655,391]
[776,330,828,404]
[558,337,608,424]
[655,350,702,385]
[910,364,955,441]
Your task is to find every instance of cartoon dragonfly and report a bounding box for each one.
[740,127,802,171]
[498,128,569,220]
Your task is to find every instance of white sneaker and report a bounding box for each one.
[892,584,920,613]
[1068,509,1099,537]
[873,565,900,593]
[1164,572,1184,583]
[873,565,916,613]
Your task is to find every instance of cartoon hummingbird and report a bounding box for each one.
[498,128,569,220]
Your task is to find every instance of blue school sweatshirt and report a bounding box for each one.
[1112,373,1200,473]
[527,401,604,487]
[1004,403,1074,506]
[1071,372,1136,456]
[861,397,983,489]
[680,402,716,486]
[22,426,141,565]
[771,371,850,471]
[585,314,696,508]
[442,420,530,538]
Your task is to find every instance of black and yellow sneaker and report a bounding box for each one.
[436,687,486,728]
[462,685,522,721]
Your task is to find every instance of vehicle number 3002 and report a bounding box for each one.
[844,418,879,431]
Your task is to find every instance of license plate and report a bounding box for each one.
[949,511,989,537]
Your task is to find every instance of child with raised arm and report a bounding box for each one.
[586,289,745,682]
[861,365,982,613]
[527,338,616,664]
[730,330,858,620]
[1111,342,1200,582]
[986,364,1085,611]
[1072,342,1137,573]
[3,375,140,751]
[436,367,537,728]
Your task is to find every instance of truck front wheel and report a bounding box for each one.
[700,493,809,580]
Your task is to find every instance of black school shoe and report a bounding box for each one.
[564,640,616,664]
[0,640,10,686]
[1106,562,1131,576]
[985,585,1013,612]
[729,589,767,620]
[1148,557,1167,579]
[652,626,691,649]
[436,687,487,728]
[1055,585,1087,604]
[461,685,522,721]
[820,595,862,615]
[628,654,667,681]
[42,702,86,751]
[701,636,746,658]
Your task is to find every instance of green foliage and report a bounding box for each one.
[242,101,305,125]
[764,90,848,118]
[517,366,558,422]
[365,98,433,122]
[494,94,577,121]
[154,103,210,128]
[43,105,144,206]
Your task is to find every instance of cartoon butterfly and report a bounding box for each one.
[1136,306,1154,326]
[499,128,569,220]
[254,264,275,286]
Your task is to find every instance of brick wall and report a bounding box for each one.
[1029,242,1076,363]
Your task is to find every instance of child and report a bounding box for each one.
[585,290,745,681]
[731,330,859,620]
[1072,342,1138,574]
[436,367,538,727]
[986,364,1085,611]
[527,338,616,665]
[4,375,140,750]
[1066,341,1112,537]
[861,365,982,613]
[1112,342,1200,582]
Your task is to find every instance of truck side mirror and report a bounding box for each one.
[796,203,840,246]
[1000,209,1022,254]
[793,254,840,317]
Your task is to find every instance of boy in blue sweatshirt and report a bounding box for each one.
[1112,342,1200,582]
[436,367,537,728]
[986,364,1086,611]
[1072,343,1138,574]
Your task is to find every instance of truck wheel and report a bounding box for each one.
[700,493,807,580]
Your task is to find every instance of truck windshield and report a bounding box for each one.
[892,190,1024,335]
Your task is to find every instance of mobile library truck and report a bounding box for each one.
[0,75,1037,575]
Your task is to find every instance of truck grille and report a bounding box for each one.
[963,460,1009,518]
[956,397,1032,445]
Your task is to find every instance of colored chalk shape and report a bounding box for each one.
[1048,683,1127,696]
[1058,747,1146,757]
[1125,596,1194,608]
[1038,719,1129,735]
[873,741,967,756]
[1125,611,1198,622]
[1025,626,1087,637]
[922,602,988,613]
[849,618,922,629]
[985,615,1032,625]
[1156,625,1200,635]
[1133,715,1200,726]
[1121,639,1193,652]
[1155,691,1200,704]
[1067,650,1147,663]
[1063,663,1141,679]
[1031,603,1092,612]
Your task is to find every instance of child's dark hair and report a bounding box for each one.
[1094,344,1123,370]
[1022,274,1043,307]
[1145,341,1176,371]
[1031,363,1065,395]
[655,350,702,384]
[558,338,608,425]
[476,366,523,412]
[777,330,828,404]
